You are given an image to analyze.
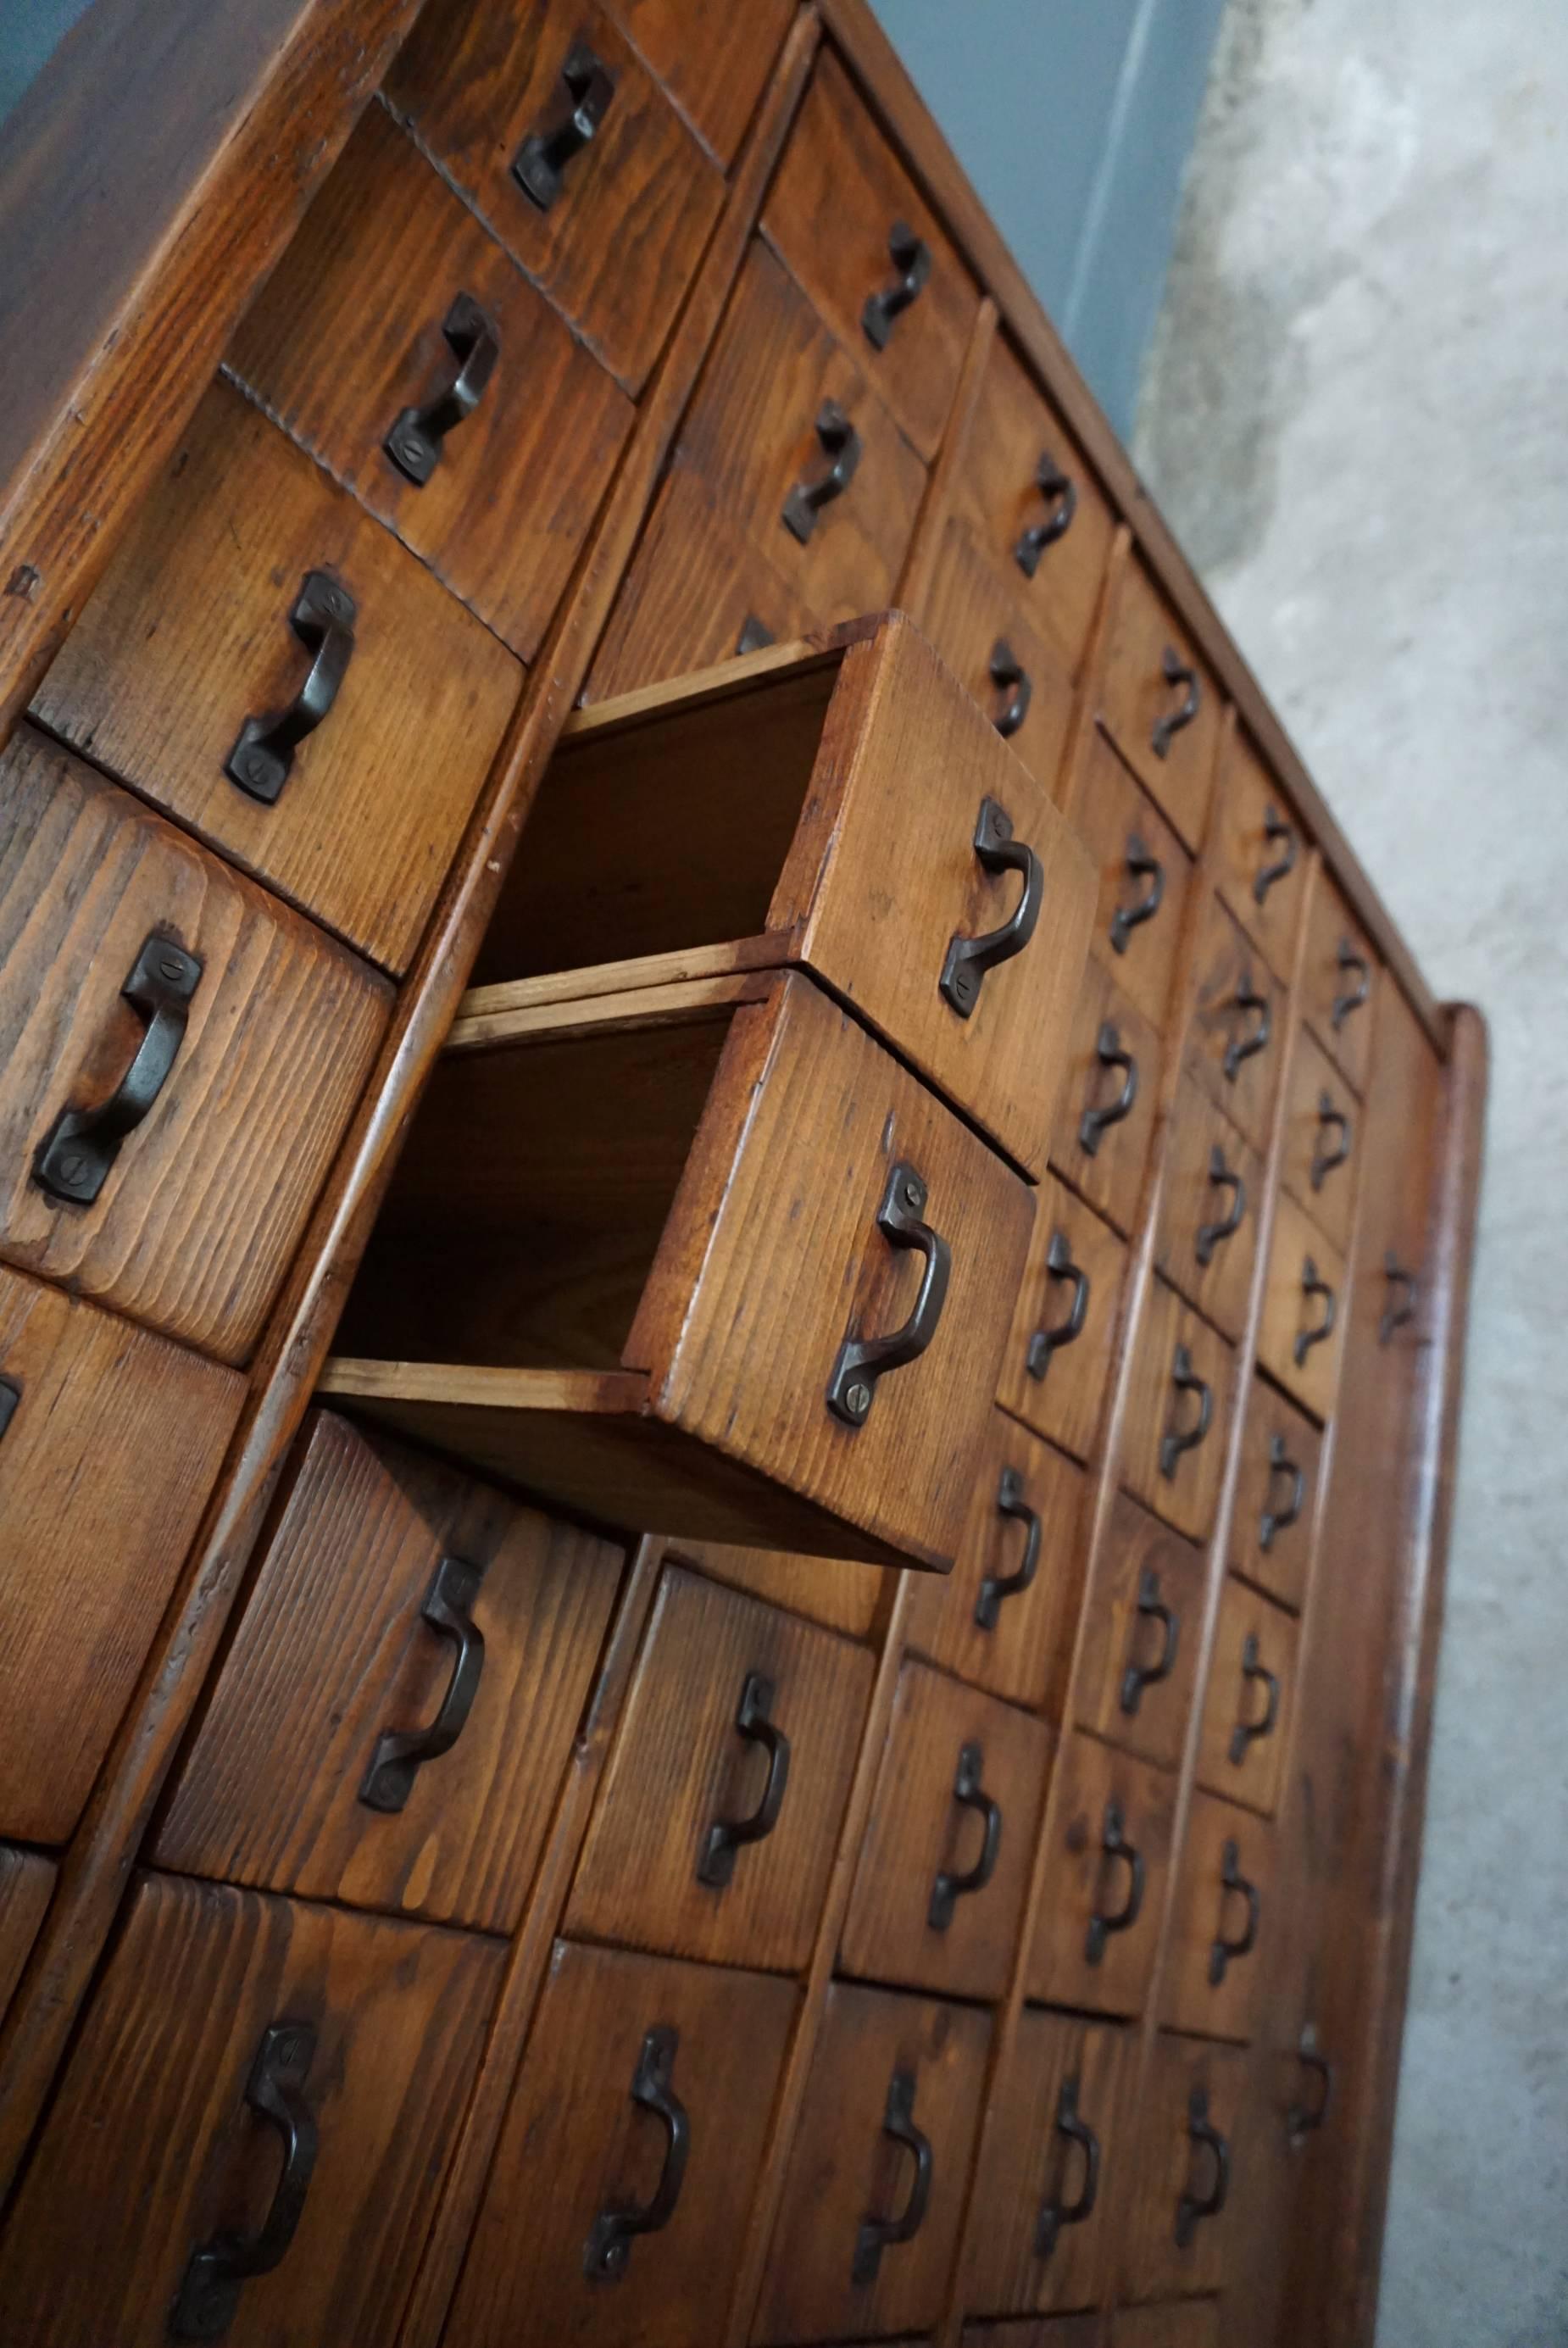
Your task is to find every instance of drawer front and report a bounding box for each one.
[1227,1374,1323,1612]
[1278,1022,1358,1255]
[0,1266,244,1844]
[226,100,634,665]
[762,49,980,462]
[1112,2298,1222,2345]
[34,381,520,975]
[1074,1494,1206,1774]
[1196,1579,1299,1818]
[565,1561,873,1970]
[1050,956,1163,1238]
[1068,730,1194,1033]
[1152,1077,1263,1345]
[1256,1192,1347,1422]
[675,238,927,621]
[0,729,391,1362]
[0,1846,54,2020]
[1026,1733,1176,2018]
[608,0,794,164]
[385,0,725,394]
[756,1979,992,2343]
[0,1872,501,2347]
[1118,2035,1249,2302]
[1184,892,1285,1151]
[1097,558,1220,852]
[962,2009,1132,2317]
[670,1538,892,1641]
[153,1411,625,1932]
[1212,729,1309,980]
[998,1179,1129,1464]
[448,1939,795,2346]
[905,1411,1091,1715]
[1161,1791,1275,2042]
[1302,869,1377,1095]
[918,519,1076,802]
[842,1658,1051,2000]
[964,2323,1101,2346]
[1120,1280,1232,1544]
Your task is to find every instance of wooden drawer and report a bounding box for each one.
[962,2009,1132,2319]
[675,237,927,620]
[473,617,1097,1182]
[755,1979,992,2343]
[565,1561,873,1969]
[1120,1280,1232,1544]
[1026,1733,1176,2019]
[1050,957,1163,1238]
[0,1846,53,2019]
[918,519,1077,802]
[965,2323,1101,2346]
[0,728,390,1362]
[1185,893,1285,1152]
[1152,1077,1263,1345]
[1301,869,1376,1096]
[0,1265,243,1844]
[998,1179,1129,1464]
[1161,1791,1275,2043]
[1119,2035,1249,2302]
[153,1410,625,1932]
[842,1658,1051,2000]
[948,333,1116,680]
[1212,728,1309,981]
[671,1537,894,1642]
[225,100,634,665]
[385,0,725,394]
[1277,1022,1358,1255]
[325,967,1035,1570]
[763,48,980,462]
[1227,1375,1323,1613]
[32,380,520,975]
[1195,1579,1299,1819]
[905,1410,1091,1715]
[1097,556,1220,853]
[607,0,793,164]
[1256,1192,1346,1422]
[1069,731,1195,1032]
[1074,1494,1207,1774]
[1112,2297,1222,2345]
[447,1939,794,2345]
[0,1872,500,2346]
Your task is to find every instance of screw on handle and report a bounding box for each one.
[781,398,863,543]
[1151,644,1201,758]
[1254,803,1297,903]
[225,569,356,806]
[170,2022,320,2340]
[1109,831,1165,954]
[1015,450,1077,576]
[1078,1022,1137,1157]
[851,2065,932,2286]
[584,2025,689,2282]
[827,1160,951,1428]
[862,217,931,348]
[359,1553,487,1813]
[697,1672,791,1888]
[940,793,1044,1018]
[33,932,203,1207]
[1195,1143,1247,1266]
[513,39,615,210]
[384,292,499,485]
[1085,1795,1144,1965]
[928,1740,1003,1929]
[1120,1564,1180,1716]
[1026,1228,1089,1379]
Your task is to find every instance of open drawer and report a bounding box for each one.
[323,966,1034,1567]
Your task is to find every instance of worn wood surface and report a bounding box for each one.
[608,0,796,162]
[1159,1788,1275,2042]
[1026,1733,1176,2020]
[1073,1494,1207,1775]
[670,1534,895,1642]
[915,519,1078,802]
[998,1181,1131,1465]
[1116,2034,1250,2303]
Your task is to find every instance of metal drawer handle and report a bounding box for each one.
[385,292,499,485]
[226,569,356,805]
[33,932,203,1207]
[0,1378,19,1443]
[585,2025,688,2281]
[359,1553,487,1813]
[1109,830,1165,954]
[514,39,615,211]
[975,1464,1041,1631]
[988,637,1032,738]
[1311,1092,1351,1189]
[1332,937,1371,1028]
[1026,1228,1089,1379]
[1085,1795,1143,1964]
[1034,2073,1100,2261]
[782,398,862,543]
[1160,1343,1212,1480]
[1254,803,1297,903]
[940,793,1044,1017]
[1381,1253,1420,1344]
[736,612,776,655]
[1120,1564,1180,1716]
[1195,1143,1247,1266]
[1209,1838,1260,1984]
[852,2065,931,2285]
[1259,1433,1305,1551]
[1015,451,1077,576]
[1079,1021,1137,1157]
[1223,971,1271,1080]
[1229,1632,1281,1764]
[828,1160,951,1427]
[1294,1256,1337,1365]
[170,2022,319,2340]
[697,1671,791,1889]
[1288,2025,1335,2142]
[862,217,931,348]
[1175,2084,1230,2246]
[929,1740,1003,1930]
[1151,645,1200,759]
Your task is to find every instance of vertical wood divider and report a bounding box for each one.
[894,296,998,615]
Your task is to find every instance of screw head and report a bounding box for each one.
[158,952,186,982]
[902,1177,925,1211]
[58,1150,87,1186]
[844,1380,871,1419]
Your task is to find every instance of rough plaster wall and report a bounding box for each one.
[1136,4,1568,2342]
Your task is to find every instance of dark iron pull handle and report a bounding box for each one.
[359,1553,487,1813]
[1079,1021,1137,1157]
[862,216,931,348]
[1228,1632,1281,1764]
[1175,2085,1230,2246]
[1223,971,1271,1081]
[1288,2025,1335,2141]
[1209,1838,1261,1984]
[736,612,776,655]
[1120,1564,1180,1717]
[1311,1092,1351,1189]
[584,2025,689,2281]
[1109,830,1165,954]
[940,794,1044,1017]
[1034,2073,1101,2260]
[974,1464,1041,1632]
[1026,1228,1089,1379]
[828,1160,951,1427]
[1085,1795,1144,1964]
[1332,937,1371,1028]
[852,2066,931,2285]
[697,1671,792,1889]
[929,1740,1003,1929]
[514,39,615,210]
[385,292,499,485]
[1294,1256,1337,1365]
[1381,1253,1419,1344]
[33,932,203,1206]
[1159,1342,1212,1481]
[170,2022,319,2340]
[1259,1433,1305,1551]
[0,1379,19,1443]
[1015,451,1077,576]
[782,398,863,543]
[1254,803,1298,904]
[1195,1144,1246,1267]
[1151,645,1200,759]
[226,569,357,804]
[988,637,1032,739]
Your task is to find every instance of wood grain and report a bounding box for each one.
[1119,1277,1235,1544]
[1152,1077,1264,1345]
[1183,890,1287,1153]
[1026,1732,1176,2020]
[1050,957,1165,1238]
[1255,1191,1347,1423]
[669,1535,897,1641]
[1067,728,1195,1034]
[1159,1789,1276,2043]
[1301,865,1378,1099]
[1073,1493,1208,1774]
[1112,2301,1221,2346]
[1194,1577,1299,1820]
[1211,726,1310,982]
[0,1850,53,2023]
[606,0,796,163]
[1116,2033,1250,2302]
[915,518,1077,802]
[1096,554,1220,854]
[998,1179,1132,1464]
